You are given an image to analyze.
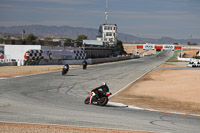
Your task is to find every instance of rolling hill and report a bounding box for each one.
[0,25,200,44]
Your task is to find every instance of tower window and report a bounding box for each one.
[106,32,112,36]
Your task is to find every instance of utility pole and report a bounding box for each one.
[22,29,25,40]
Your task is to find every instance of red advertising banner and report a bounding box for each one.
[155,46,163,49]
[136,45,143,49]
[174,46,182,50]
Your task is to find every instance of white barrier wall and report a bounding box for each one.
[4,45,41,60]
[177,57,191,61]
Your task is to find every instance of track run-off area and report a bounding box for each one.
[0,51,200,133]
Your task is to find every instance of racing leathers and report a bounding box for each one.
[92,84,109,98]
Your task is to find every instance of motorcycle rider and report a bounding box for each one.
[90,82,109,101]
[62,64,69,75]
[63,64,69,70]
[82,60,87,70]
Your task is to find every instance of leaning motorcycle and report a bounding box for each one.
[84,91,112,106]
[62,67,68,75]
[82,61,87,70]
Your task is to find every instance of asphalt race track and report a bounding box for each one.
[0,51,200,133]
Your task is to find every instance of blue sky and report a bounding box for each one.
[0,0,200,39]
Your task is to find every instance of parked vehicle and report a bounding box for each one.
[0,50,4,59]
[187,58,200,67]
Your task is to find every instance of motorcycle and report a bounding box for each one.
[84,91,112,106]
[62,64,69,75]
[62,68,68,75]
[82,61,87,70]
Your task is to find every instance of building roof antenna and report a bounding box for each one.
[105,0,108,24]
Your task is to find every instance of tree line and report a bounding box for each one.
[0,33,88,43]
[0,33,126,55]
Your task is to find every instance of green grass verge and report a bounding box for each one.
[166,50,181,62]
[166,49,197,62]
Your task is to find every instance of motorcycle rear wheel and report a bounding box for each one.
[98,97,108,106]
[84,96,90,104]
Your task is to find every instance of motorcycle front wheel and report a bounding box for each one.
[62,70,67,75]
[84,96,90,104]
[98,97,108,106]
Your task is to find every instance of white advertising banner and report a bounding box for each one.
[143,44,155,50]
[5,45,41,60]
[163,45,174,50]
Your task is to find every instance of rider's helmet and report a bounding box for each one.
[63,64,68,68]
[102,82,106,86]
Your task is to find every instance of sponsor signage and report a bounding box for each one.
[136,45,143,49]
[174,46,182,50]
[163,45,174,50]
[136,44,182,50]
[155,46,163,49]
[143,44,155,50]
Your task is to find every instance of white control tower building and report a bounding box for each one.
[96,0,118,47]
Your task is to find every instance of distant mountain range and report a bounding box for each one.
[0,25,200,44]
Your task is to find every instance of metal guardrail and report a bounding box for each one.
[0,61,17,66]
[0,59,24,66]
[0,59,12,63]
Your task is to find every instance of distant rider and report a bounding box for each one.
[63,64,69,70]
[82,60,87,70]
[62,64,69,75]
